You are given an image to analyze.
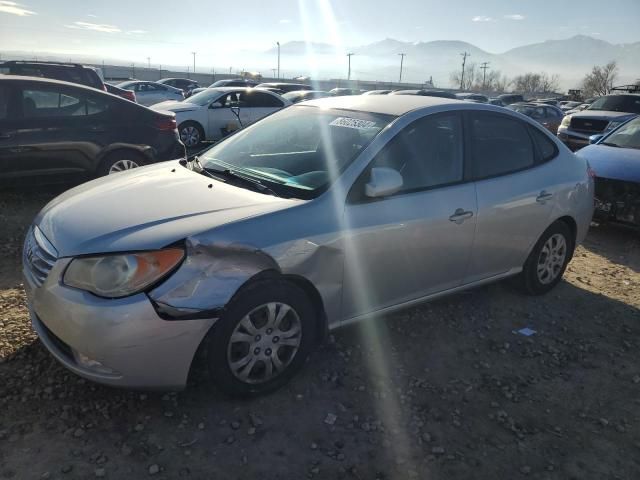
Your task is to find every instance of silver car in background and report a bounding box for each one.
[116,80,184,106]
[24,96,594,396]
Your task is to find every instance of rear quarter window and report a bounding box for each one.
[528,126,559,162]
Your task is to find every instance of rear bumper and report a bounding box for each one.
[25,258,214,389]
[153,136,186,162]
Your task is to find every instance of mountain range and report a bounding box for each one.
[267,35,640,89]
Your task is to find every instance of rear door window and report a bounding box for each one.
[529,126,558,163]
[245,91,284,108]
[21,87,108,118]
[469,113,535,179]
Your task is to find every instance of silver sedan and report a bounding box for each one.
[24,96,594,396]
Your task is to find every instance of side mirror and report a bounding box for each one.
[365,167,403,198]
[210,102,223,109]
[589,134,603,144]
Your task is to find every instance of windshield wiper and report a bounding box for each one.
[205,164,280,197]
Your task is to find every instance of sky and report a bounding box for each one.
[1,0,639,72]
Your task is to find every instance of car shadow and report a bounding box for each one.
[582,223,640,273]
[1,278,638,479]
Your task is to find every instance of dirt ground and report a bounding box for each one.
[1,186,639,480]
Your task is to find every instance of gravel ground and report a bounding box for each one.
[1,186,639,480]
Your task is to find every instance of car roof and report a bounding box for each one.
[0,74,103,91]
[301,95,465,116]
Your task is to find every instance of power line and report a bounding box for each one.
[459,51,470,90]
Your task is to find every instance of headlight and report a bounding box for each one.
[605,120,623,131]
[63,248,184,298]
[561,115,572,127]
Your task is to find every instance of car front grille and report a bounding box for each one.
[570,118,609,133]
[23,226,58,287]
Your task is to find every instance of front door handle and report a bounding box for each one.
[449,208,474,224]
[536,191,554,204]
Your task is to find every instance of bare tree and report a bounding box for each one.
[484,70,511,92]
[450,62,480,90]
[512,72,560,94]
[581,61,618,97]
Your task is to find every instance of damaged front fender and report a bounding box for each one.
[148,238,280,320]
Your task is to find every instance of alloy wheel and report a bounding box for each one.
[536,233,567,285]
[226,302,302,384]
[180,126,200,147]
[108,159,139,174]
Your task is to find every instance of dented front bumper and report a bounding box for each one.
[26,259,215,389]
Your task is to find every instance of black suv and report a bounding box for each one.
[0,76,185,185]
[0,61,105,91]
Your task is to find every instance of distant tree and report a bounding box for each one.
[512,72,560,94]
[581,61,618,97]
[484,70,511,92]
[450,62,480,91]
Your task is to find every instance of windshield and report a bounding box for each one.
[198,105,394,199]
[588,95,640,114]
[602,117,640,149]
[185,89,224,106]
[508,105,544,118]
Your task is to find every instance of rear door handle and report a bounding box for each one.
[449,208,474,224]
[536,191,554,204]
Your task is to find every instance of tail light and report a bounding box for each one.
[154,116,177,131]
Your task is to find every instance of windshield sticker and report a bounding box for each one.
[329,117,378,130]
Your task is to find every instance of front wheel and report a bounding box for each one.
[517,221,574,295]
[205,280,318,397]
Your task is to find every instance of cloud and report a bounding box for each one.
[87,13,97,18]
[279,18,292,24]
[472,16,494,22]
[126,29,147,35]
[504,14,525,20]
[0,1,36,16]
[65,21,121,33]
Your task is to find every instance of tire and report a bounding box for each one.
[96,151,146,177]
[517,221,574,295]
[179,121,204,148]
[205,279,318,397]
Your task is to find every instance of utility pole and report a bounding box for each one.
[276,41,280,79]
[159,64,162,80]
[212,68,215,83]
[147,57,151,70]
[191,52,196,76]
[398,53,406,83]
[271,68,277,78]
[459,51,470,90]
[102,60,105,79]
[480,62,490,90]
[131,63,135,78]
[347,52,354,81]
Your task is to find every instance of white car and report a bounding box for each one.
[151,87,291,147]
[117,81,184,107]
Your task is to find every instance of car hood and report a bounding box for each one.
[35,161,299,258]
[569,110,636,122]
[577,145,640,183]
[150,101,200,113]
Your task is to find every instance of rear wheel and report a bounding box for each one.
[205,280,317,397]
[97,151,145,177]
[179,121,204,148]
[517,221,574,295]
